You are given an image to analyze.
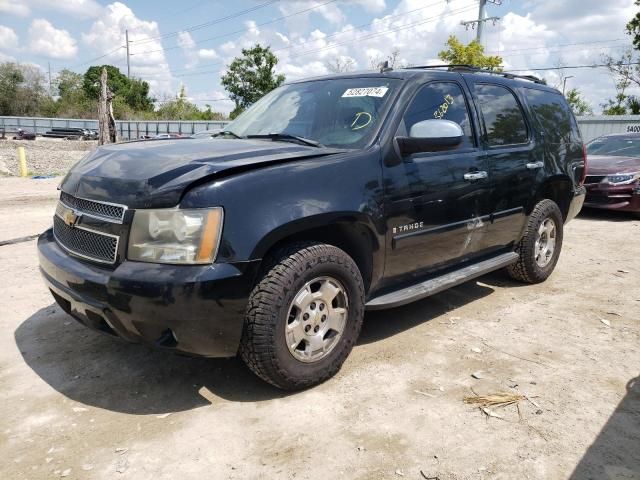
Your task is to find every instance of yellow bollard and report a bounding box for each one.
[17,146,28,177]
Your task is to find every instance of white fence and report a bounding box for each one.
[1,115,639,143]
[575,115,640,143]
[0,116,230,140]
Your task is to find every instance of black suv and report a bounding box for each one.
[38,67,586,390]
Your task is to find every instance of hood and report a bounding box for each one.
[60,138,343,208]
[586,154,640,175]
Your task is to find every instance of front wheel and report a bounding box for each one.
[239,242,365,390]
[507,199,564,284]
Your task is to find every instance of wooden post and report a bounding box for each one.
[97,67,117,145]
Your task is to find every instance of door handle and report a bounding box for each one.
[464,171,488,181]
[526,161,544,170]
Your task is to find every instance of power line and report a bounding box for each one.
[130,0,341,56]
[64,45,125,70]
[130,0,280,45]
[146,1,476,78]
[150,0,455,73]
[506,62,640,72]
[486,38,628,55]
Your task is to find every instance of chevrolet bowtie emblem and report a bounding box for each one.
[63,209,80,227]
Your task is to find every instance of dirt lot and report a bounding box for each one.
[0,177,638,480]
[0,139,96,177]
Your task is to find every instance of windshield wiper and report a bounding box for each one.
[213,130,244,139]
[246,133,323,148]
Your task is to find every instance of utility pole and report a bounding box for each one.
[125,29,131,78]
[563,76,574,95]
[47,62,52,95]
[461,0,502,45]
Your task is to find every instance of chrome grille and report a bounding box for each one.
[53,215,119,264]
[584,175,606,184]
[60,191,126,223]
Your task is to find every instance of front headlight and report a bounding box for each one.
[128,208,223,264]
[604,173,640,185]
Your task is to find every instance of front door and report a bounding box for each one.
[382,80,492,285]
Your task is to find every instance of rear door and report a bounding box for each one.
[464,78,538,248]
[382,80,493,283]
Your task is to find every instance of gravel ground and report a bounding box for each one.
[0,138,97,177]
[0,178,638,480]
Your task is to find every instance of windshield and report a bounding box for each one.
[225,77,401,148]
[587,136,640,158]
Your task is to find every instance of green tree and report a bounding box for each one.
[221,44,285,119]
[0,62,49,116]
[52,69,94,118]
[83,65,154,115]
[438,36,503,71]
[565,88,593,116]
[0,63,23,115]
[56,69,83,98]
[602,50,635,115]
[627,95,640,114]
[626,0,640,50]
[155,86,226,121]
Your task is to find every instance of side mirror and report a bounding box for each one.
[396,119,464,156]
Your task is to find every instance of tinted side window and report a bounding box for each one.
[524,88,582,144]
[476,84,528,146]
[403,82,475,149]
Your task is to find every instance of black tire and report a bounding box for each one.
[239,242,365,390]
[507,199,564,284]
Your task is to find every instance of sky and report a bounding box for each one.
[0,0,637,115]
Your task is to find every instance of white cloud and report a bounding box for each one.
[34,0,102,18]
[198,49,217,60]
[82,2,174,94]
[0,0,29,16]
[177,31,218,68]
[0,25,18,49]
[0,51,16,62]
[490,0,639,112]
[188,89,234,114]
[177,31,196,50]
[28,19,78,60]
[0,0,102,18]
[195,0,637,114]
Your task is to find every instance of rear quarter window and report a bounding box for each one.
[523,88,582,145]
[475,84,529,146]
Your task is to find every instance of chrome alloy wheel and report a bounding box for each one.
[534,217,557,268]
[285,276,349,363]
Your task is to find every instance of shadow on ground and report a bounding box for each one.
[569,376,640,480]
[15,277,499,414]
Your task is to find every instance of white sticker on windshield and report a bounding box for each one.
[342,86,389,98]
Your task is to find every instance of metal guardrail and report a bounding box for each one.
[0,116,230,140]
[3,115,640,143]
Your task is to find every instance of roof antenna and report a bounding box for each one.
[379,60,392,73]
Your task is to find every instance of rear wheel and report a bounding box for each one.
[239,242,365,390]
[507,199,564,284]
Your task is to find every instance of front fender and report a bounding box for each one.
[180,149,386,264]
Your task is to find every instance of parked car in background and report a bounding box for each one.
[191,129,222,139]
[154,133,183,139]
[584,133,640,216]
[13,129,36,140]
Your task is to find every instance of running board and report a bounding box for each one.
[366,252,519,310]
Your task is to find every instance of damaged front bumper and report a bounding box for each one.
[38,228,260,357]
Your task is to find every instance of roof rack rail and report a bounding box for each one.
[403,64,546,85]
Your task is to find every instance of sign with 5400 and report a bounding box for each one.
[626,124,640,133]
